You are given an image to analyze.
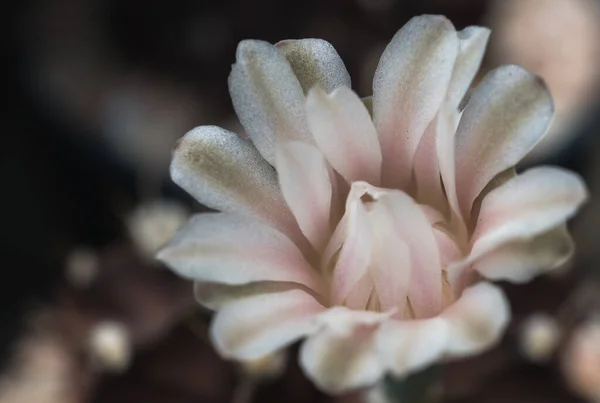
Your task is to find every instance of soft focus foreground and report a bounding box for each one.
[4,0,600,402]
[159,14,587,394]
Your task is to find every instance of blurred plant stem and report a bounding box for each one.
[373,366,441,403]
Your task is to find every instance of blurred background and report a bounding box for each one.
[4,0,600,402]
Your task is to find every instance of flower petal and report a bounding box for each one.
[469,166,587,262]
[194,281,306,310]
[442,282,510,356]
[276,141,334,251]
[447,26,490,107]
[276,39,351,93]
[157,213,323,292]
[211,289,325,359]
[413,114,445,210]
[331,197,373,305]
[375,187,443,318]
[229,40,312,165]
[306,86,382,185]
[373,15,459,188]
[454,65,554,218]
[171,126,305,247]
[376,318,449,376]
[299,308,389,393]
[473,225,574,284]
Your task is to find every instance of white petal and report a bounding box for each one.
[157,213,323,292]
[436,104,463,225]
[194,281,304,310]
[229,40,312,165]
[299,308,389,393]
[306,86,382,185]
[170,126,306,248]
[474,225,574,284]
[447,26,490,107]
[374,186,443,318]
[276,142,334,251]
[276,39,351,93]
[442,282,510,356]
[454,65,554,217]
[211,289,324,359]
[376,318,449,376]
[373,15,459,187]
[469,166,587,262]
[413,115,445,210]
[331,198,373,304]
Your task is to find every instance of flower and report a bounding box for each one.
[158,15,587,393]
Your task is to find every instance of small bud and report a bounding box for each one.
[519,313,562,362]
[127,200,189,260]
[88,322,131,373]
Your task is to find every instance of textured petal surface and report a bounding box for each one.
[469,166,587,262]
[306,86,382,185]
[454,65,554,217]
[474,225,574,283]
[211,289,324,359]
[376,318,449,376]
[373,15,459,187]
[276,39,351,93]
[442,282,510,356]
[194,281,305,310]
[300,308,389,393]
[229,40,312,165]
[413,114,445,210]
[170,126,305,247]
[276,142,334,251]
[447,26,490,107]
[157,213,322,291]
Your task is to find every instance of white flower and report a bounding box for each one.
[158,15,587,393]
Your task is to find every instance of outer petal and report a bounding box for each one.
[229,40,312,165]
[441,282,510,356]
[376,318,449,376]
[306,86,382,185]
[157,213,322,292]
[171,126,306,248]
[469,166,587,262]
[473,225,574,284]
[211,289,325,359]
[373,15,459,188]
[454,65,554,218]
[276,141,334,251]
[194,281,305,310]
[447,26,490,107]
[299,308,389,393]
[276,39,351,94]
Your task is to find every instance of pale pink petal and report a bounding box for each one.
[375,187,443,318]
[276,39,351,93]
[299,308,389,393]
[469,166,587,262]
[373,15,459,188]
[194,281,308,310]
[211,289,325,359]
[276,141,334,251]
[441,282,510,356]
[447,26,490,107]
[157,213,323,292]
[331,198,373,305]
[376,318,449,376]
[368,197,412,313]
[343,272,375,311]
[413,115,445,210]
[474,225,574,284]
[171,126,309,250]
[306,86,382,185]
[454,65,554,218]
[228,40,312,165]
